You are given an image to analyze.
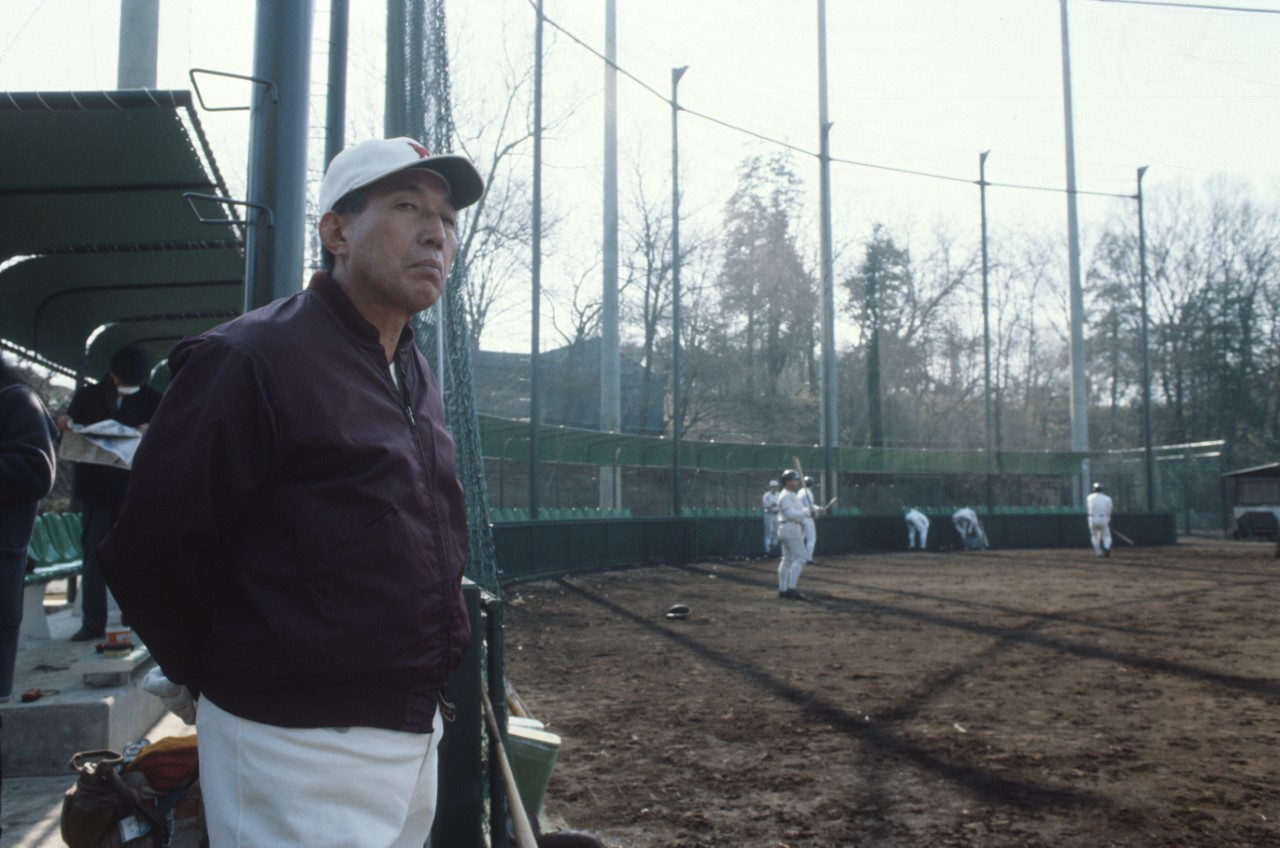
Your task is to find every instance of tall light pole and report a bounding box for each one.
[1059,0,1089,501]
[600,0,621,511]
[670,65,688,517]
[1137,165,1155,512]
[817,0,838,505]
[980,150,994,513]
[529,0,544,519]
[117,0,159,88]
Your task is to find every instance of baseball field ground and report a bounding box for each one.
[506,536,1280,847]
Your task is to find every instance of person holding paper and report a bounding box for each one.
[57,346,160,641]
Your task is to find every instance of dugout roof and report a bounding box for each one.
[0,89,244,379]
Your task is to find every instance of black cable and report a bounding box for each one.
[529,0,1139,200]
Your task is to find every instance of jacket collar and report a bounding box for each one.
[306,271,416,353]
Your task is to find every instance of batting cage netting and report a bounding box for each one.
[386,0,502,596]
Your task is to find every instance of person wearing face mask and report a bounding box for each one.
[56,345,161,641]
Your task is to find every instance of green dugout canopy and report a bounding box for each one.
[0,89,244,379]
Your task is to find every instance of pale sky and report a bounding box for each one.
[4,0,1279,351]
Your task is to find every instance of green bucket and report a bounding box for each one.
[506,719,561,815]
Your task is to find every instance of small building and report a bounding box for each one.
[1221,462,1280,540]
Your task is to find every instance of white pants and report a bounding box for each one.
[907,518,928,549]
[1090,519,1112,555]
[777,523,806,591]
[763,513,778,552]
[197,697,444,848]
[802,517,816,561]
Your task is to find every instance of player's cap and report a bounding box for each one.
[804,476,815,486]
[1091,482,1104,492]
[320,137,485,214]
[768,480,779,487]
[780,469,800,483]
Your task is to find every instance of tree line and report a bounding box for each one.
[454,122,1279,471]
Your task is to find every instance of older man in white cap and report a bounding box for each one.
[101,137,484,847]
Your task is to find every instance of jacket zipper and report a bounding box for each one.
[389,349,457,722]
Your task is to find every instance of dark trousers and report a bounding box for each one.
[79,501,120,633]
[0,550,24,699]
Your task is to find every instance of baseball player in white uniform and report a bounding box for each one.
[775,470,809,599]
[951,506,988,550]
[1086,482,1113,557]
[905,507,929,550]
[800,476,818,564]
[762,480,780,555]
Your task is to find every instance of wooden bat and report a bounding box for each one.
[792,455,804,482]
[481,682,540,848]
[1113,529,1136,546]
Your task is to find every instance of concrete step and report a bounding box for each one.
[2,607,167,777]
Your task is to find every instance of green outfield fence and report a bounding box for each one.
[488,510,1177,584]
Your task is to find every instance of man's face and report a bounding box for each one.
[784,478,800,492]
[327,168,458,319]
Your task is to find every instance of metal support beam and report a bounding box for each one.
[324,0,349,169]
[244,0,314,310]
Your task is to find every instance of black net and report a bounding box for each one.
[386,0,501,595]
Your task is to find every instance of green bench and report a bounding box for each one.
[22,513,83,641]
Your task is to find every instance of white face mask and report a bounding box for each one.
[116,385,141,396]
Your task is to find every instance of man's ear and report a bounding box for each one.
[319,211,347,261]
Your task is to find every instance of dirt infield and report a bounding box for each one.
[504,537,1280,847]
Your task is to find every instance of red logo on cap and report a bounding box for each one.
[408,141,431,158]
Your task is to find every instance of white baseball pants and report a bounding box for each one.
[1090,519,1112,556]
[778,523,807,592]
[197,696,444,847]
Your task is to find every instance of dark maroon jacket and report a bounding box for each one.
[100,272,470,733]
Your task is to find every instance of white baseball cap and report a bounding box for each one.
[319,137,485,214]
